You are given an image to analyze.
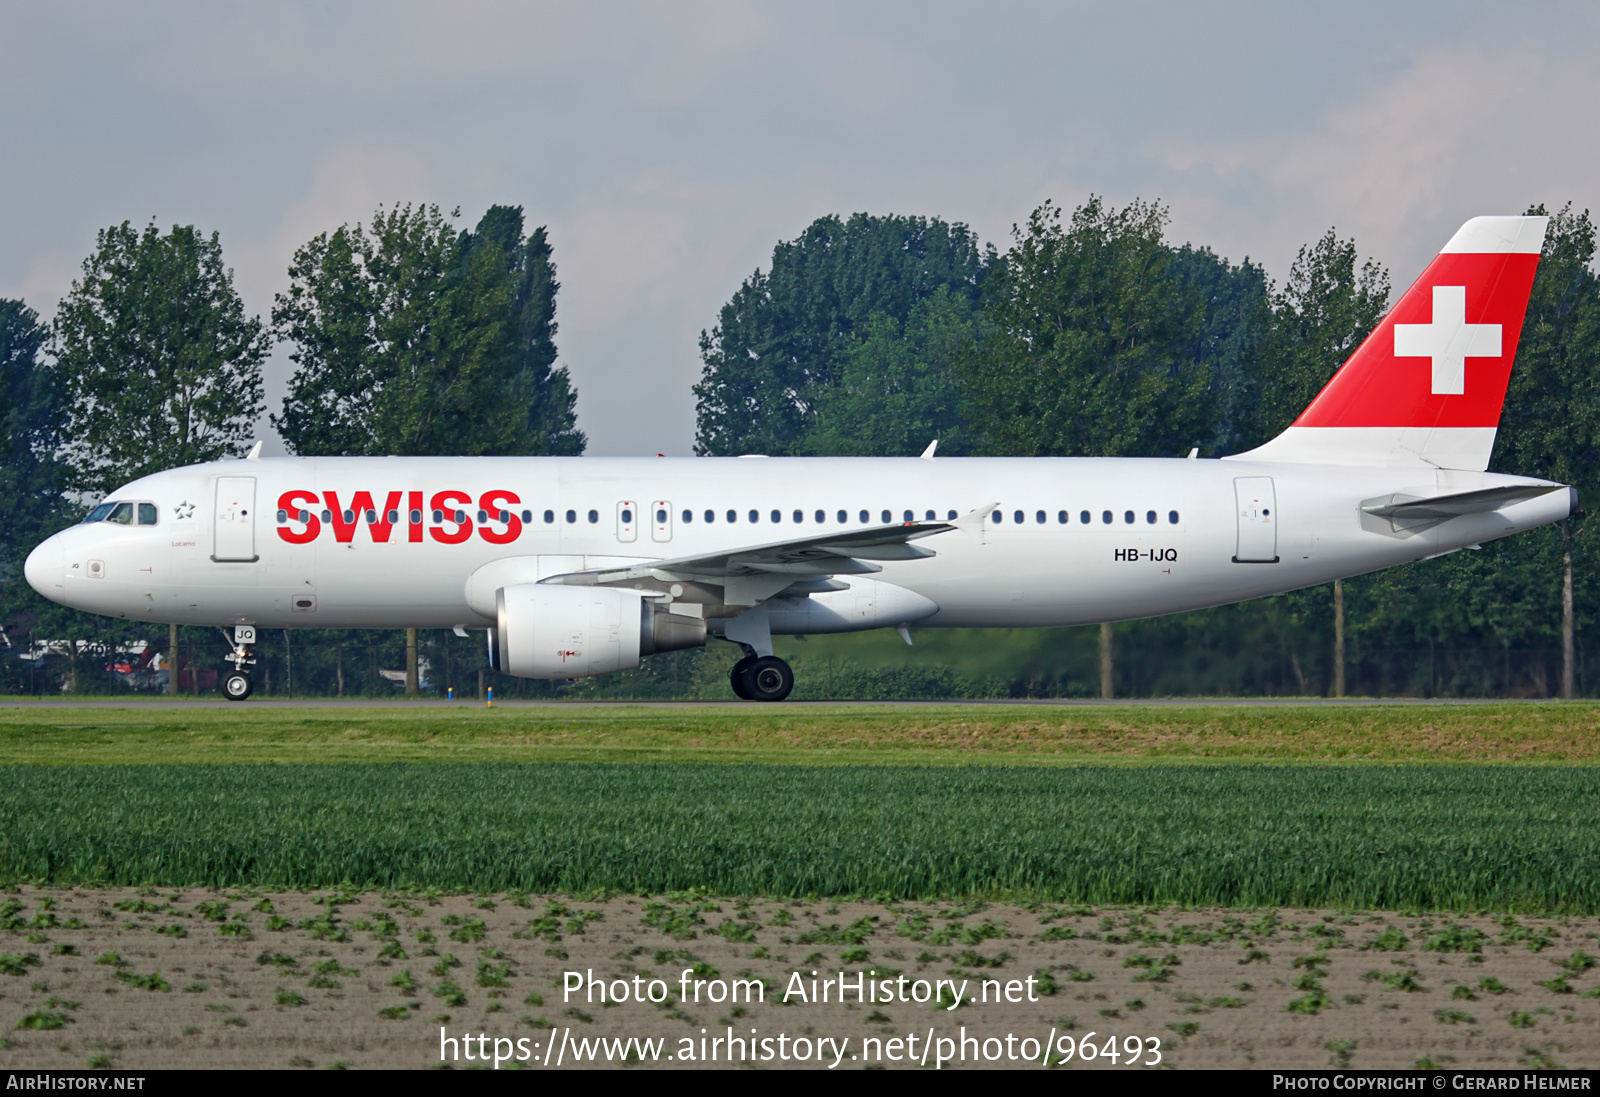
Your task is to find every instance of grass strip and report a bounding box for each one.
[2,701,1600,765]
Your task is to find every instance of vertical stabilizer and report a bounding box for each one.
[1228,216,1547,471]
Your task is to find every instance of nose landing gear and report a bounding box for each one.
[221,669,253,701]
[219,625,257,702]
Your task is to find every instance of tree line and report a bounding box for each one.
[0,204,581,696]
[2,195,1596,698]
[692,198,1600,699]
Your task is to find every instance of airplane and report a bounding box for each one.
[24,215,1573,702]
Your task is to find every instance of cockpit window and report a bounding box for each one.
[83,500,157,525]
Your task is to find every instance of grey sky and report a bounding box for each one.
[3,1,1596,455]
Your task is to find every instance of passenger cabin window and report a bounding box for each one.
[947,510,957,520]
[621,508,633,524]
[544,510,555,524]
[815,509,825,523]
[1169,510,1180,524]
[1080,510,1091,524]
[1146,510,1157,524]
[1013,510,1024,524]
[1124,510,1135,524]
[521,510,533,524]
[837,510,847,523]
[138,503,158,525]
[1101,510,1112,524]
[705,509,715,523]
[1058,510,1068,524]
[727,509,737,523]
[1036,510,1046,524]
[859,510,869,523]
[587,509,599,524]
[566,510,577,524]
[793,509,803,523]
[682,509,693,523]
[749,509,759,523]
[881,509,891,523]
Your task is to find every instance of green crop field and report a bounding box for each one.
[4,702,1596,911]
[2,762,1599,911]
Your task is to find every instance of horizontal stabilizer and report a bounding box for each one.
[1362,483,1562,521]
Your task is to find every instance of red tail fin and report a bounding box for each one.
[1233,216,1546,470]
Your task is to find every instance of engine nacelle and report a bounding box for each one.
[491,583,706,679]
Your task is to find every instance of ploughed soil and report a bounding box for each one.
[2,888,1597,1071]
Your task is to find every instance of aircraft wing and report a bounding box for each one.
[539,520,957,606]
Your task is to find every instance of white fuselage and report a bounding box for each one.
[24,455,1572,637]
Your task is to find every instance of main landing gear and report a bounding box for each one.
[729,654,795,702]
[219,625,257,702]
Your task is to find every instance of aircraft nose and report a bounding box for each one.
[24,536,65,603]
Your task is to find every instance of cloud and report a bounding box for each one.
[548,167,843,452]
[3,250,78,317]
[228,143,433,317]
[1151,42,1600,282]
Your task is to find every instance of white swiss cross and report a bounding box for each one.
[1393,285,1501,396]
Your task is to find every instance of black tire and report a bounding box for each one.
[729,656,756,700]
[741,656,794,703]
[221,670,253,702]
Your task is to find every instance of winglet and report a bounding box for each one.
[920,439,938,460]
[954,502,999,544]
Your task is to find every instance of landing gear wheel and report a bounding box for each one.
[740,656,794,703]
[729,656,756,700]
[221,670,254,702]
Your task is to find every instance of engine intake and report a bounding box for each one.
[491,584,705,679]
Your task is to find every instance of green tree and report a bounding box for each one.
[1489,204,1600,696]
[807,287,979,456]
[458,207,584,455]
[693,213,990,455]
[273,203,583,457]
[959,196,1214,459]
[1165,245,1271,456]
[1250,229,1390,448]
[51,222,269,497]
[0,300,65,561]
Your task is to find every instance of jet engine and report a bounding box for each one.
[489,583,705,679]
